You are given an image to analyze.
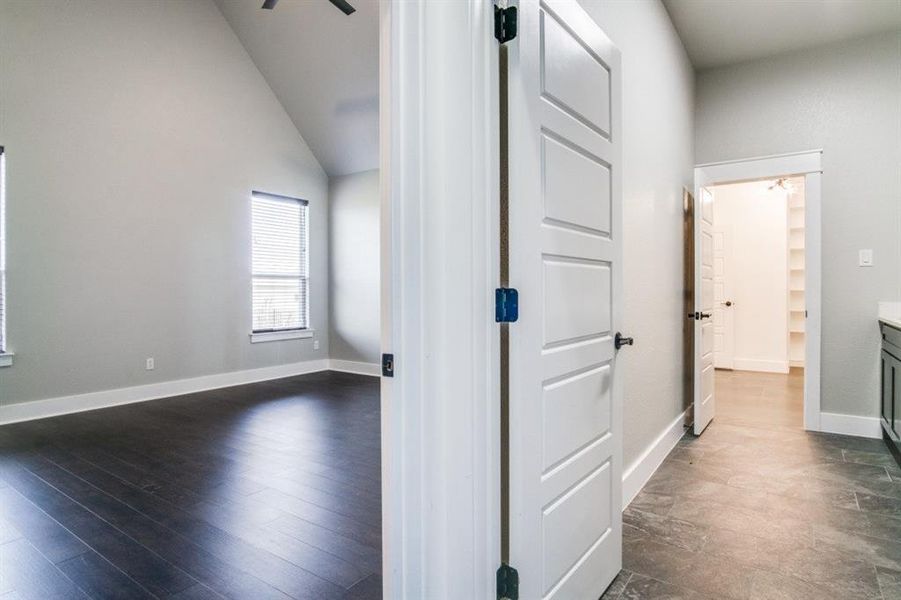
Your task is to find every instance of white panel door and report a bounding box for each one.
[713,227,734,369]
[694,186,716,435]
[507,1,623,598]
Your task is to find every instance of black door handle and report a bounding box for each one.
[615,332,633,349]
[687,312,713,320]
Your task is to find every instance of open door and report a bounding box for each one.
[713,226,734,369]
[507,0,623,597]
[694,186,716,434]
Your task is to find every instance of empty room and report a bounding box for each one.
[1,1,901,599]
[0,0,383,598]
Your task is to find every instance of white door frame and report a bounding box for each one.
[380,1,500,597]
[695,150,823,432]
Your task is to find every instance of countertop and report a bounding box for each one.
[879,302,901,331]
[880,317,901,331]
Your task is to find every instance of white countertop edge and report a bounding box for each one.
[879,317,901,331]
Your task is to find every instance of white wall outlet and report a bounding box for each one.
[145,357,155,370]
[313,340,320,350]
[859,249,874,267]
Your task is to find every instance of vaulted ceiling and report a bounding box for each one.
[662,0,901,69]
[214,0,378,177]
[215,0,901,175]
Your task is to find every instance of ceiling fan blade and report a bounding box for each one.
[328,0,356,15]
[261,0,278,9]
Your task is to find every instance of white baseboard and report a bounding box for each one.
[622,409,688,508]
[0,359,329,426]
[732,358,790,374]
[819,411,882,439]
[328,359,381,377]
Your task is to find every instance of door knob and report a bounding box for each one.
[722,300,733,307]
[615,332,634,349]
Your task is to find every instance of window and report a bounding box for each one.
[0,147,7,360]
[251,191,309,336]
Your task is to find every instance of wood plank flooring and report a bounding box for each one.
[15,366,898,599]
[0,370,382,600]
[604,368,901,600]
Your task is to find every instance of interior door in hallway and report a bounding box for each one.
[713,226,734,369]
[694,186,716,434]
[507,0,623,597]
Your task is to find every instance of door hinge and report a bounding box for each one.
[381,353,394,377]
[494,5,517,44]
[495,288,519,323]
[497,564,519,600]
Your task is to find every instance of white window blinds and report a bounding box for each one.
[0,147,6,353]
[251,192,309,332]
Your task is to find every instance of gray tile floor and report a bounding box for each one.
[603,368,901,600]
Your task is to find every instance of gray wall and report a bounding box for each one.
[696,32,901,418]
[328,170,380,365]
[0,0,329,405]
[580,0,696,469]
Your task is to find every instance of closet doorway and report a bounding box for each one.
[691,151,822,435]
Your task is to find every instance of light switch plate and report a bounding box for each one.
[859,249,874,267]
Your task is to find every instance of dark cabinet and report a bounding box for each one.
[896,361,901,439]
[881,323,901,467]
[883,351,894,432]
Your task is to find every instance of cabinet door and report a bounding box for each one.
[883,352,894,428]
[894,355,901,437]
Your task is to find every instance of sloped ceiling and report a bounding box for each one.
[214,0,378,177]
[662,0,901,69]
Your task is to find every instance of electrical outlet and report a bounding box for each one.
[313,340,320,351]
[145,357,155,370]
[859,249,874,267]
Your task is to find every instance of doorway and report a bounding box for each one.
[709,176,806,428]
[692,151,822,435]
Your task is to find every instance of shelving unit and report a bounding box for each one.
[788,188,805,367]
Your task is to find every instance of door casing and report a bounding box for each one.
[379,1,500,597]
[694,150,823,433]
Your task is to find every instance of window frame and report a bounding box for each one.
[250,191,310,340]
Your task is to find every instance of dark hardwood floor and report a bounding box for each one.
[0,371,382,600]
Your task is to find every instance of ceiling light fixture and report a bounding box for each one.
[768,177,795,195]
[261,0,355,15]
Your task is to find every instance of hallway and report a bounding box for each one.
[605,369,901,599]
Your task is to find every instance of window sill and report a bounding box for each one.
[0,353,13,368]
[250,329,314,344]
